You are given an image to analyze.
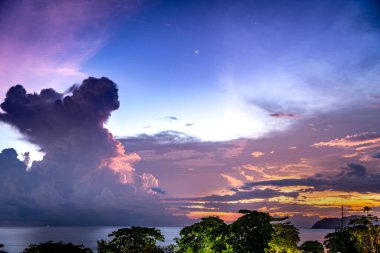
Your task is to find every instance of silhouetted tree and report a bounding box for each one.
[97,239,115,253]
[324,227,360,253]
[299,241,324,253]
[97,226,165,253]
[229,210,274,253]
[22,241,92,253]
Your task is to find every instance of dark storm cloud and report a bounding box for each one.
[0,77,119,155]
[0,77,186,226]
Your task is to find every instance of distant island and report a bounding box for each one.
[311,215,362,229]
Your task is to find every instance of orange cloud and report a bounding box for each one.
[313,132,380,148]
[187,211,243,222]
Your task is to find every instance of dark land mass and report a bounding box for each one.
[311,215,362,229]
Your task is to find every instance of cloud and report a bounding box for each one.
[149,187,166,195]
[163,116,179,121]
[0,77,186,226]
[313,132,380,148]
[251,151,265,158]
[269,113,298,118]
[0,0,140,97]
[213,0,380,143]
[220,174,243,187]
[339,163,367,177]
[117,104,380,225]
[239,163,379,194]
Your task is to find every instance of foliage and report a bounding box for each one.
[364,206,372,215]
[265,219,300,253]
[177,210,301,253]
[324,228,359,253]
[299,241,324,253]
[162,244,179,253]
[177,216,232,253]
[229,210,274,253]
[347,215,380,253]
[324,216,380,253]
[97,239,115,253]
[97,226,165,253]
[324,206,380,253]
[22,241,93,253]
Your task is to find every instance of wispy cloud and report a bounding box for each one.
[0,0,140,96]
[313,132,380,148]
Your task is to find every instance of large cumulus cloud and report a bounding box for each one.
[0,77,186,226]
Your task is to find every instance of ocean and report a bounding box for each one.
[0,227,334,253]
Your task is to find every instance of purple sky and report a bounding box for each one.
[0,0,380,227]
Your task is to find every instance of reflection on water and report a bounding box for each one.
[0,227,333,253]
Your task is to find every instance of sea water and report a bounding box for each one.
[0,227,333,253]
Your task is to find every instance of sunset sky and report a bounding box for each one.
[0,0,380,228]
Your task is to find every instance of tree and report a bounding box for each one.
[162,244,178,253]
[347,215,380,253]
[299,241,324,253]
[22,241,93,253]
[324,228,360,253]
[98,226,165,253]
[364,206,372,216]
[266,218,300,253]
[177,216,232,253]
[97,239,116,253]
[229,210,274,253]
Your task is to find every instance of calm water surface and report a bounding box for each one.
[0,227,333,253]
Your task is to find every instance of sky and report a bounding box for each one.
[0,0,379,227]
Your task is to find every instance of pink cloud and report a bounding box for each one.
[220,173,244,187]
[313,132,380,148]
[251,151,265,158]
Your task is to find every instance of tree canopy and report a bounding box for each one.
[324,212,380,253]
[229,210,274,253]
[177,216,232,253]
[22,241,92,253]
[265,219,300,253]
[299,241,324,253]
[97,226,170,253]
